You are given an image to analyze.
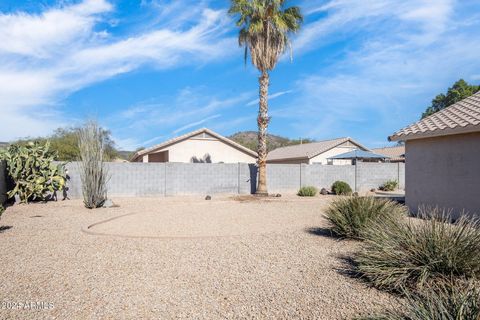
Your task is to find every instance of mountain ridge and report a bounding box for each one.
[228,131,314,152]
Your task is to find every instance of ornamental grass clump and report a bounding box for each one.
[356,208,480,292]
[297,186,317,197]
[324,196,407,239]
[379,180,398,192]
[78,121,109,209]
[358,280,480,320]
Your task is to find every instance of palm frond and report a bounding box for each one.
[229,0,303,71]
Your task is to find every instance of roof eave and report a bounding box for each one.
[131,128,258,160]
[389,124,480,142]
[307,137,372,159]
[267,156,310,162]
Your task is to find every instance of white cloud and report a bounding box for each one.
[277,0,480,147]
[110,87,252,149]
[172,114,221,134]
[0,0,112,58]
[294,0,454,53]
[0,0,234,141]
[246,90,293,106]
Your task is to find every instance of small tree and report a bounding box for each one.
[78,121,109,209]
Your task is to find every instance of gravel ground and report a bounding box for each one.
[0,195,396,319]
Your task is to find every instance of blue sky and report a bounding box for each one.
[1,0,480,150]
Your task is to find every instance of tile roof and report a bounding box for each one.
[372,146,405,161]
[267,137,369,161]
[389,92,480,141]
[131,128,257,161]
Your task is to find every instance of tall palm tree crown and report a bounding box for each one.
[229,0,303,195]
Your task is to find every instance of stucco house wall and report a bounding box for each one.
[267,138,368,165]
[406,132,480,217]
[141,134,256,163]
[309,146,357,165]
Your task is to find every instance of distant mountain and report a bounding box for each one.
[117,150,135,160]
[229,131,314,152]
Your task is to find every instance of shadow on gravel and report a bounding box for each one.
[335,254,363,280]
[304,227,342,239]
[0,226,13,233]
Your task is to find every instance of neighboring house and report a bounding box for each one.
[389,91,480,217]
[372,146,405,163]
[267,137,370,165]
[131,128,257,163]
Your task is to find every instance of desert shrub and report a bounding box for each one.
[358,280,480,320]
[379,180,398,191]
[298,186,317,197]
[331,180,352,195]
[356,209,480,292]
[0,141,66,203]
[78,121,109,209]
[324,197,407,239]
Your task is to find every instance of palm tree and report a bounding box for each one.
[229,0,303,195]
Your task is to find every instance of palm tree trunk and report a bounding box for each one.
[256,70,269,195]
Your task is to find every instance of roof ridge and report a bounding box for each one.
[390,92,480,141]
[131,127,257,161]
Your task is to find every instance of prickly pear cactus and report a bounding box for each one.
[0,141,67,203]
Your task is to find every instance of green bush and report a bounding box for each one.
[331,180,352,195]
[324,197,407,239]
[358,280,480,320]
[297,186,318,197]
[0,141,66,203]
[379,180,398,191]
[356,209,480,292]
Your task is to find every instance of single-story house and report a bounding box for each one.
[131,128,257,163]
[372,146,405,163]
[267,137,370,165]
[389,91,480,217]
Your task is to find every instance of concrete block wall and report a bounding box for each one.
[398,163,405,189]
[356,163,401,192]
[165,163,251,195]
[0,161,6,205]
[303,164,356,190]
[65,162,168,198]
[62,162,404,198]
[267,164,301,193]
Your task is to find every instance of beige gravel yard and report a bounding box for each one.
[0,195,395,319]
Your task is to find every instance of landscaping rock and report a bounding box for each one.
[103,199,115,208]
[275,193,282,198]
[205,195,211,200]
[320,188,329,195]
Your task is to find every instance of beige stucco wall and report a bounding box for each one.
[309,146,357,165]
[145,136,256,163]
[406,132,480,217]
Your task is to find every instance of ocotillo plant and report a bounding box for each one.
[78,121,109,209]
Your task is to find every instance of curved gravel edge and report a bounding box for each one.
[81,212,290,240]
